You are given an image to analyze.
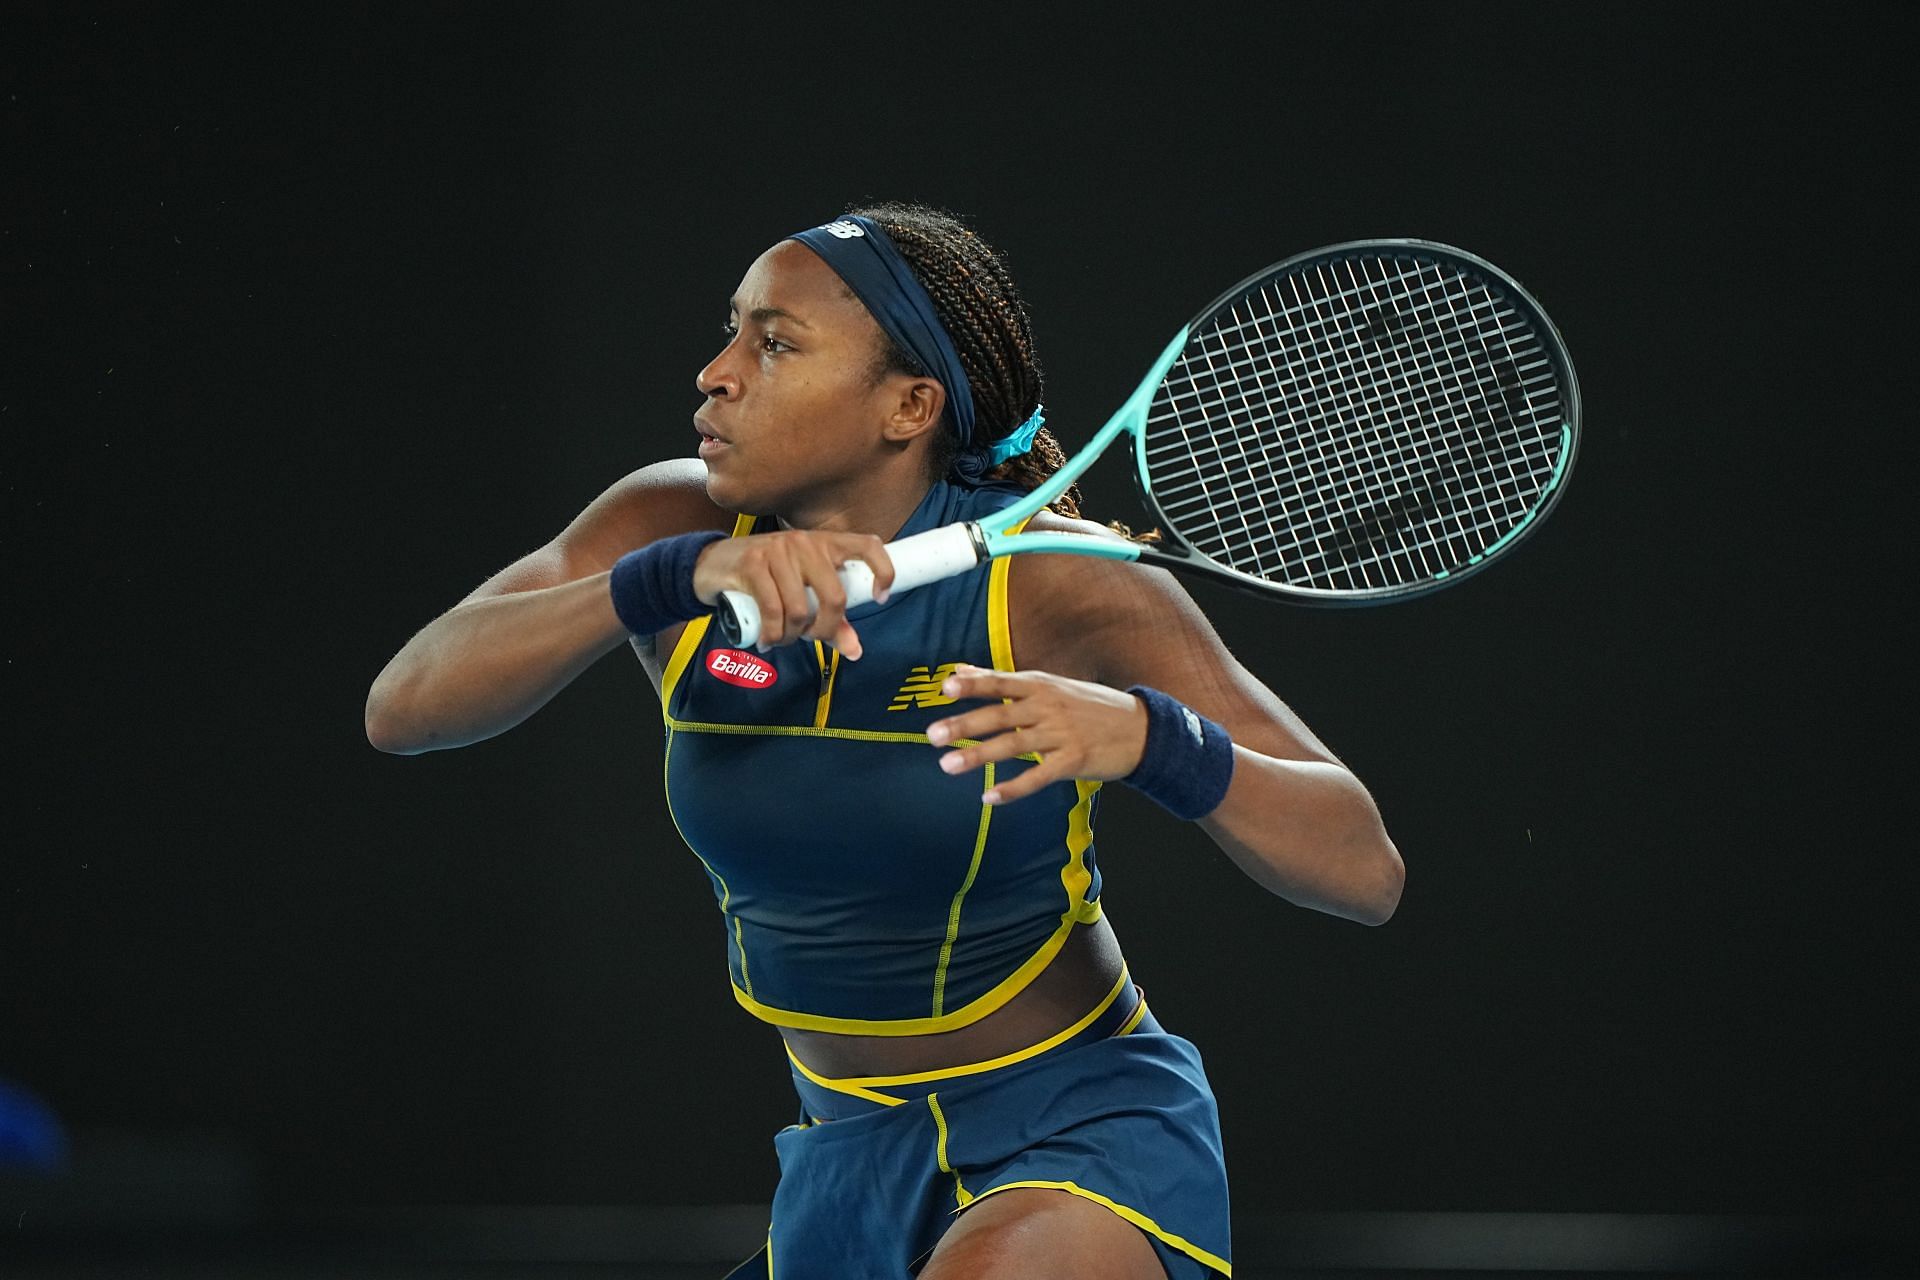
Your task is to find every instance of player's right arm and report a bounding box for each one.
[364,458,728,755]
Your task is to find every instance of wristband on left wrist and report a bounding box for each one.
[1121,685,1235,820]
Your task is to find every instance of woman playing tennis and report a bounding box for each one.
[366,202,1405,1279]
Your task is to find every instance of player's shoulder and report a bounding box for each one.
[1011,505,1135,590]
[554,457,734,571]
[585,457,731,531]
[1021,507,1126,541]
[601,456,723,512]
[1017,507,1174,598]
[1005,506,1201,673]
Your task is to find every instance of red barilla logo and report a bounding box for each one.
[706,648,778,688]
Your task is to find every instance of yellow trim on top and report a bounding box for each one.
[783,1047,907,1108]
[811,643,840,729]
[731,893,1101,1035]
[659,616,712,711]
[987,512,1034,674]
[932,762,994,1018]
[664,727,1095,1032]
[927,1093,973,1207]
[659,512,757,710]
[1117,996,1150,1036]
[654,503,756,997]
[670,716,931,744]
[1062,778,1103,925]
[734,905,751,993]
[662,726,750,997]
[787,967,1133,1095]
[664,713,1043,761]
[964,1180,1232,1276]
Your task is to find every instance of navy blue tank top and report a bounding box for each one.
[658,479,1105,1035]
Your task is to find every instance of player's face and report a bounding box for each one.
[693,241,897,515]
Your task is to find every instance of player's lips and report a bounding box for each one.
[694,415,731,457]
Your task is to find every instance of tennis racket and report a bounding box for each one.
[716,239,1579,647]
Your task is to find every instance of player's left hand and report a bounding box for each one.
[924,665,1150,805]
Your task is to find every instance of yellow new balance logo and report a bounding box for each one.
[888,663,961,712]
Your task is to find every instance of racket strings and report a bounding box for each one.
[1144,254,1566,592]
[1254,262,1549,584]
[1165,294,1558,455]
[1183,272,1547,583]
[1158,280,1528,517]
[1161,273,1550,503]
[1160,325,1533,582]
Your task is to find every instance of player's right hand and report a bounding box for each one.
[691,530,896,659]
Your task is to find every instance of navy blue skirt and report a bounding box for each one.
[729,976,1232,1278]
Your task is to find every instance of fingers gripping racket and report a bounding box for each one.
[717,239,1580,647]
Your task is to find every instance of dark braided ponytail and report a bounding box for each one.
[848,201,1083,519]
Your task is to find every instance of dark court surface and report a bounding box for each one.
[5,1208,1914,1280]
[6,1267,1916,1280]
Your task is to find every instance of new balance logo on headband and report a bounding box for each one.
[823,220,865,239]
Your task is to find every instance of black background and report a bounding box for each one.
[5,0,1913,1229]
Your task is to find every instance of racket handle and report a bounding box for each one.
[715,523,984,649]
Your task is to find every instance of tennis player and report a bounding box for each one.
[366,202,1404,1279]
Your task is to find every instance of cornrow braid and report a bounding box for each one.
[848,201,1083,520]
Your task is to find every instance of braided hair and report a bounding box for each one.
[848,201,1083,519]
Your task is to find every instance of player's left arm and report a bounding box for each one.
[925,513,1404,926]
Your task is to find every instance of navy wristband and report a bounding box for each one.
[608,530,728,636]
[1122,686,1235,820]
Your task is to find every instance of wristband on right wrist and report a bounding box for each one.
[608,530,728,636]
[1121,685,1235,820]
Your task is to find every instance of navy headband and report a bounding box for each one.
[788,216,977,446]
[787,215,1046,480]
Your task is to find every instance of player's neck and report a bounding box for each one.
[774,458,940,540]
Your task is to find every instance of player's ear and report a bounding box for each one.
[879,376,946,446]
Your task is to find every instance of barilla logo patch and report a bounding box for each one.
[707,649,778,688]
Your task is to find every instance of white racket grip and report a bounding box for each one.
[716,522,982,649]
[887,522,985,593]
